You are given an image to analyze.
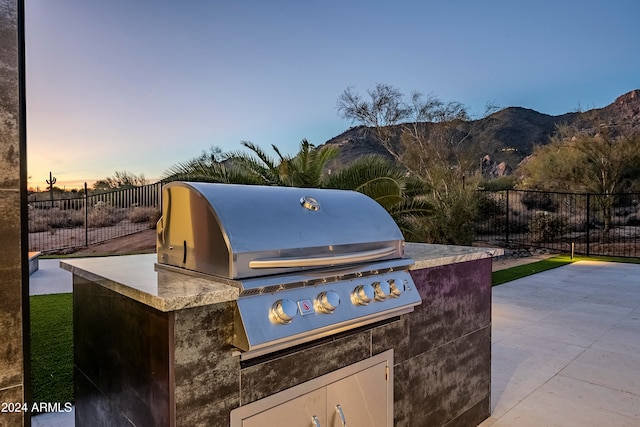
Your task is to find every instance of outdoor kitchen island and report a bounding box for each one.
[62,243,501,427]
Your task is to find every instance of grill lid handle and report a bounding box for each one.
[248,247,398,269]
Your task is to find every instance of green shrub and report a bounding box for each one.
[529,211,567,243]
[477,193,503,220]
[480,176,516,191]
[421,186,480,245]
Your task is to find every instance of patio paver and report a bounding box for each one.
[480,260,640,426]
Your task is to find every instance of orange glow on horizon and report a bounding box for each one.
[27,177,161,192]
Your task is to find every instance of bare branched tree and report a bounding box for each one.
[336,83,410,161]
[93,171,148,190]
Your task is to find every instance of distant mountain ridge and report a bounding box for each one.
[321,89,640,174]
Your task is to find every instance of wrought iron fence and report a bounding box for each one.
[28,182,162,253]
[475,189,640,258]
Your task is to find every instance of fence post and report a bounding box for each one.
[84,182,88,247]
[505,189,510,245]
[586,193,590,256]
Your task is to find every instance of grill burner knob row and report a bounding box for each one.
[388,278,406,297]
[315,290,341,314]
[351,283,375,306]
[373,281,391,301]
[270,299,298,324]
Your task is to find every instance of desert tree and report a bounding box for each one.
[337,83,499,244]
[93,171,148,190]
[519,122,640,232]
[400,91,475,178]
[336,83,410,161]
[400,93,495,244]
[520,123,640,194]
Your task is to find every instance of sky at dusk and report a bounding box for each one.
[25,0,640,190]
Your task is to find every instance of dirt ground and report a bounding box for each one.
[70,228,157,256]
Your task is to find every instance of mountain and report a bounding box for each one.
[321,89,640,175]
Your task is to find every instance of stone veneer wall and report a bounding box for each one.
[75,257,491,427]
[0,0,27,426]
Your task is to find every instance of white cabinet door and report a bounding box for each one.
[326,360,390,427]
[231,351,393,427]
[242,387,326,427]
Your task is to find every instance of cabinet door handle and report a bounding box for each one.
[312,415,321,427]
[335,404,346,426]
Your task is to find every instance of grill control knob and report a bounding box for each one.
[388,278,406,298]
[351,283,375,305]
[373,281,391,301]
[315,290,341,314]
[270,299,298,324]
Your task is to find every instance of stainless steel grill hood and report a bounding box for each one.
[155,182,421,359]
[156,182,405,281]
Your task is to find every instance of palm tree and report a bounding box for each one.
[221,139,339,187]
[288,139,339,187]
[226,141,291,186]
[163,140,339,187]
[162,146,261,184]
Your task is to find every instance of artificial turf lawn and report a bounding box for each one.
[30,293,74,407]
[491,255,574,286]
[491,254,640,286]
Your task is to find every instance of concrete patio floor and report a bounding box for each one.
[481,260,640,426]
[29,258,640,426]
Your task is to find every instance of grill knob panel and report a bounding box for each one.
[388,278,405,298]
[315,290,341,314]
[270,299,298,324]
[374,281,391,301]
[351,283,375,305]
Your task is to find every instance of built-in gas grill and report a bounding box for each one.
[155,182,422,360]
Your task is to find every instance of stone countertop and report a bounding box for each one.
[405,243,503,270]
[61,244,502,312]
[60,254,239,312]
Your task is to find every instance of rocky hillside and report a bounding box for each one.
[322,89,640,175]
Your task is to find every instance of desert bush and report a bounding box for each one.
[477,193,503,219]
[421,185,480,245]
[625,212,640,226]
[29,216,49,233]
[148,210,162,229]
[529,211,567,243]
[128,206,161,228]
[28,207,84,232]
[566,213,588,232]
[480,176,516,191]
[521,192,557,212]
[88,202,125,227]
